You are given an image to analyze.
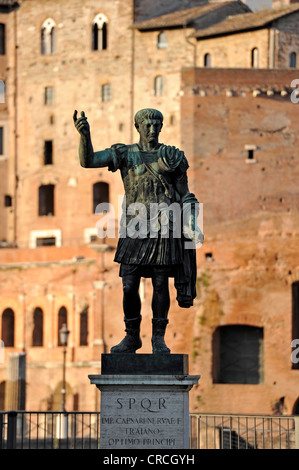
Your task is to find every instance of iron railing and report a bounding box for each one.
[0,411,298,449]
[189,413,298,449]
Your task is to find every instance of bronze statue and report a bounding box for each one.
[73,108,202,354]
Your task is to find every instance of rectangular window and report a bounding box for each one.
[245,145,257,162]
[0,127,3,155]
[213,325,264,384]
[30,229,61,248]
[101,84,111,102]
[248,149,254,160]
[36,237,56,246]
[45,86,54,105]
[4,195,12,207]
[0,24,5,55]
[292,282,299,370]
[0,80,4,103]
[80,307,88,346]
[44,140,53,165]
[38,184,54,216]
[154,76,165,96]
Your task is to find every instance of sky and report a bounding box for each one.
[245,0,273,10]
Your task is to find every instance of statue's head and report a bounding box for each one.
[134,108,163,127]
[134,108,163,144]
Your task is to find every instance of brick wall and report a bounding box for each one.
[0,10,16,243]
[181,67,299,414]
[195,28,270,68]
[14,0,133,248]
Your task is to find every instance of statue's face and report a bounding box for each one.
[137,118,163,144]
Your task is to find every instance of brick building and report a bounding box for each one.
[0,0,298,414]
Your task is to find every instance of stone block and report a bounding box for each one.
[89,354,200,449]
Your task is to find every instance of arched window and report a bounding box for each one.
[154,75,165,96]
[157,31,167,49]
[92,14,108,50]
[2,308,14,347]
[290,52,297,68]
[32,307,43,346]
[93,182,109,213]
[80,307,88,346]
[41,18,56,55]
[204,53,212,67]
[58,307,67,346]
[212,325,264,384]
[251,48,259,68]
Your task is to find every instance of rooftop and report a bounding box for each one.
[134,1,248,30]
[192,3,299,38]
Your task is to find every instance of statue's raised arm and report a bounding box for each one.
[73,110,112,169]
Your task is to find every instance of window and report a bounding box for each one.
[245,144,257,162]
[30,229,61,248]
[101,84,111,102]
[0,24,5,55]
[93,182,109,213]
[157,31,167,49]
[4,195,12,207]
[154,75,165,96]
[92,14,108,50]
[36,237,56,247]
[213,325,264,384]
[204,53,211,67]
[32,307,43,346]
[247,149,254,160]
[251,48,259,68]
[45,87,54,105]
[290,52,297,68]
[41,18,55,55]
[0,80,4,103]
[38,184,54,216]
[44,140,53,165]
[2,308,14,347]
[292,282,299,370]
[58,307,67,346]
[0,381,5,410]
[293,397,299,415]
[0,126,3,155]
[80,307,88,346]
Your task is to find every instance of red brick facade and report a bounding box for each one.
[0,0,299,414]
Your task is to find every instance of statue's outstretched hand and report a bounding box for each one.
[73,110,90,137]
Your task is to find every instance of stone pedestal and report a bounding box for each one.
[89,354,200,450]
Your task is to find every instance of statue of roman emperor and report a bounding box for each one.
[74,108,202,354]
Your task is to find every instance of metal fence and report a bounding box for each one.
[0,411,298,449]
[189,413,298,449]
